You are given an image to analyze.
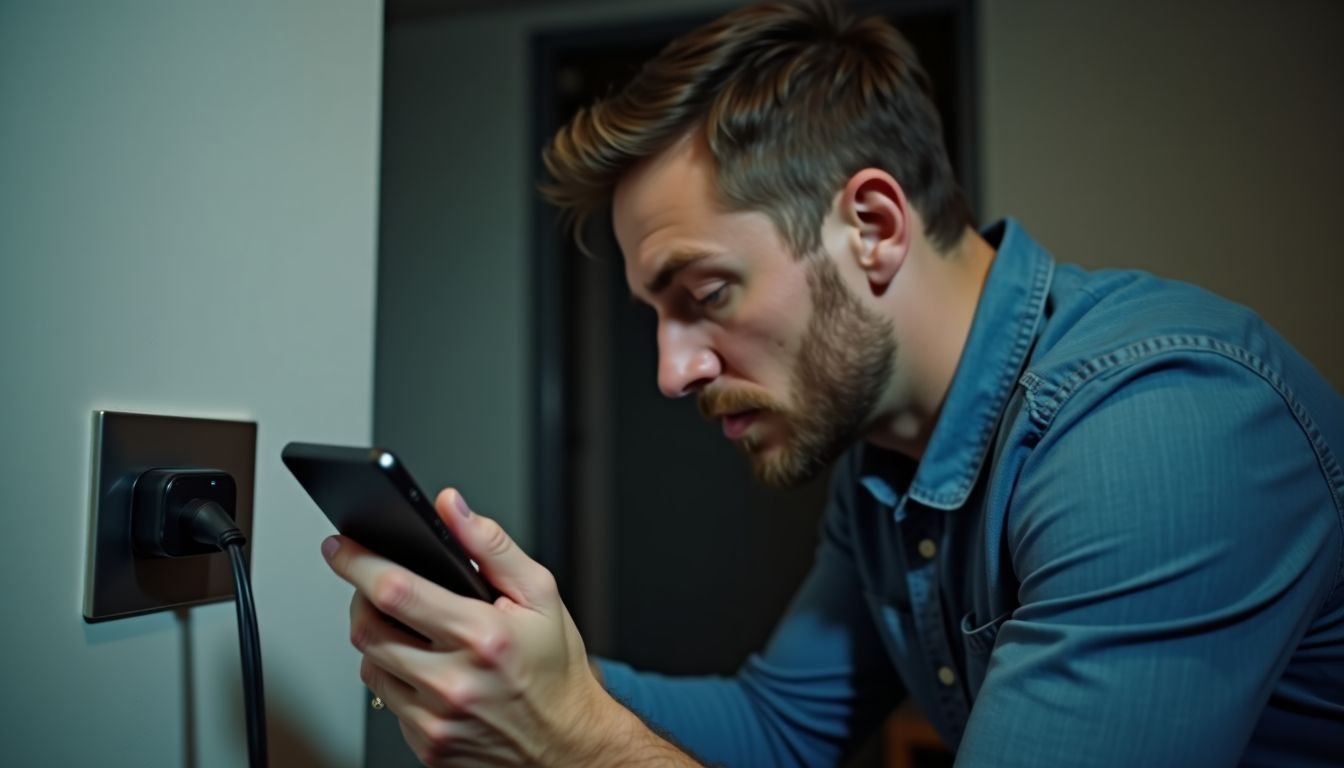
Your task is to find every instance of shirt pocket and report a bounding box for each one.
[960,610,1010,698]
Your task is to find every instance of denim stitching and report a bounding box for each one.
[913,254,1055,508]
[1023,335,1344,605]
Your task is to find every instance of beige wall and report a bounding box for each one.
[981,0,1344,387]
[0,2,381,765]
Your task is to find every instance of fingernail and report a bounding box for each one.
[321,536,340,559]
[452,491,473,519]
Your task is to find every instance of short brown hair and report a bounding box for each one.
[542,0,972,256]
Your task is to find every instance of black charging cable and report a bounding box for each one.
[183,499,269,768]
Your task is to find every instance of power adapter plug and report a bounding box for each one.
[131,468,237,557]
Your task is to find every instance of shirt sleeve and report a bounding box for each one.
[957,352,1342,766]
[594,463,905,767]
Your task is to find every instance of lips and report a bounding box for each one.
[721,409,761,440]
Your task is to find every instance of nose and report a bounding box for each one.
[657,320,721,398]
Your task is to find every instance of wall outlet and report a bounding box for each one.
[83,411,257,622]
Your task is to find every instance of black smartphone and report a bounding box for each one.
[282,441,500,602]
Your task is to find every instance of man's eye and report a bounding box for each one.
[694,284,729,309]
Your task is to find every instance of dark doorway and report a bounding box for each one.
[530,2,975,762]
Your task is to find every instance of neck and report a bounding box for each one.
[865,226,996,460]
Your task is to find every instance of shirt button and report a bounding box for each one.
[917,539,937,559]
[937,666,956,686]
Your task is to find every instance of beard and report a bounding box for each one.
[698,256,896,488]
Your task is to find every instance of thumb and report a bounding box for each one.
[435,488,556,609]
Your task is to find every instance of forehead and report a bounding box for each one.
[611,131,718,267]
[612,132,796,296]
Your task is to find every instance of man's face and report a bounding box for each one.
[614,134,895,487]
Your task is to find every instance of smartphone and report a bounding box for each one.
[282,442,500,602]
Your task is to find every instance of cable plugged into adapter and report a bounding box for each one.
[132,469,238,557]
[131,468,268,768]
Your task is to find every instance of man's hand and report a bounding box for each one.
[321,488,664,766]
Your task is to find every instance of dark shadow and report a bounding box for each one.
[365,686,422,767]
[264,692,359,768]
[82,607,177,645]
[175,608,198,768]
[224,654,361,768]
[176,599,358,766]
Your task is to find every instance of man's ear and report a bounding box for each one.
[839,169,910,294]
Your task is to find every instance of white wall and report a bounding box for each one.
[981,0,1344,386]
[0,2,382,766]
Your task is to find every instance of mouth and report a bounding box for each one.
[720,409,762,440]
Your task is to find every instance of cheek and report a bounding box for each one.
[718,290,809,381]
[716,331,784,381]
[756,278,812,351]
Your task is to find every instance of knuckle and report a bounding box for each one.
[479,518,514,559]
[421,719,459,760]
[534,565,559,595]
[370,571,415,614]
[412,738,442,766]
[349,620,370,652]
[471,629,512,666]
[435,679,480,712]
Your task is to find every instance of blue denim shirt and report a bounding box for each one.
[598,220,1344,767]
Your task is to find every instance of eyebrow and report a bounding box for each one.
[642,249,717,298]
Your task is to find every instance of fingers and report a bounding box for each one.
[364,655,472,762]
[356,595,511,741]
[350,590,429,658]
[350,592,484,692]
[363,655,454,765]
[324,533,494,643]
[435,488,558,608]
[362,655,417,716]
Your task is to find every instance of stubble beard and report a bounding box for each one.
[700,256,896,489]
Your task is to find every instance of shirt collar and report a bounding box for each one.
[859,218,1056,510]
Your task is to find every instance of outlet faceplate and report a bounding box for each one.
[83,411,257,622]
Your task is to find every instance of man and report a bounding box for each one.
[322,1,1344,765]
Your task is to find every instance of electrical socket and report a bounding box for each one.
[83,411,257,622]
[132,468,238,558]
